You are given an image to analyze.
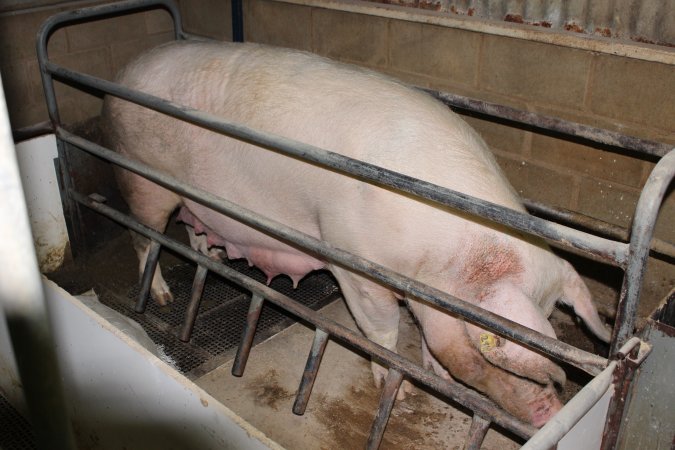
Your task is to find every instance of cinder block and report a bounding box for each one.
[480,36,592,109]
[59,93,103,125]
[7,100,48,130]
[390,20,480,87]
[312,9,389,67]
[179,0,232,40]
[461,114,526,155]
[51,48,114,100]
[245,0,311,50]
[589,55,675,132]
[495,154,577,208]
[144,9,175,35]
[530,133,646,188]
[65,13,147,53]
[0,11,67,63]
[111,32,174,73]
[577,178,639,228]
[0,62,29,114]
[654,188,675,244]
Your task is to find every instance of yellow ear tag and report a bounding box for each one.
[479,333,500,353]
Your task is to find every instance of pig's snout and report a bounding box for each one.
[528,390,563,428]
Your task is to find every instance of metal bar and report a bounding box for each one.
[465,415,491,450]
[72,191,538,439]
[524,198,675,262]
[424,89,673,158]
[526,338,642,450]
[135,239,161,313]
[60,129,608,377]
[611,149,675,356]
[0,79,75,450]
[232,293,265,377]
[231,0,244,42]
[366,369,403,450]
[44,63,628,268]
[179,264,208,342]
[293,328,330,415]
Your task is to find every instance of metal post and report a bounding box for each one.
[231,0,244,42]
[0,78,75,450]
[465,415,491,450]
[232,293,265,377]
[293,329,329,415]
[179,264,209,342]
[135,239,162,313]
[366,369,403,450]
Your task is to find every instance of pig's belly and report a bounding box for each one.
[177,205,326,286]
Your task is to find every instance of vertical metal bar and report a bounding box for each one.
[135,240,161,313]
[232,293,265,377]
[231,0,244,42]
[610,149,675,356]
[179,264,208,342]
[465,415,491,450]
[366,369,403,450]
[0,79,76,450]
[293,329,329,415]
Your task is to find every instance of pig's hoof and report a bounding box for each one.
[152,289,174,306]
[396,380,415,401]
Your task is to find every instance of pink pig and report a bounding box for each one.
[103,41,610,427]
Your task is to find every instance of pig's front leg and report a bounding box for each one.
[332,268,414,400]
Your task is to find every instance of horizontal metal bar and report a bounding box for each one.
[71,190,539,438]
[60,128,608,376]
[425,89,673,158]
[524,199,675,262]
[45,62,628,267]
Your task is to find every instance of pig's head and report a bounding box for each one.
[410,283,565,427]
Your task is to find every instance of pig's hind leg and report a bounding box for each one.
[116,169,181,305]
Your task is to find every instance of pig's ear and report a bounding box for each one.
[559,261,612,343]
[465,285,566,387]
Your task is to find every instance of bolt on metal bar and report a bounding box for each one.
[424,89,673,158]
[60,129,608,377]
[465,415,492,450]
[43,62,627,268]
[232,293,265,377]
[179,264,209,342]
[135,239,162,313]
[611,149,675,356]
[0,80,75,450]
[72,191,538,439]
[366,369,404,450]
[293,329,330,415]
[524,199,675,262]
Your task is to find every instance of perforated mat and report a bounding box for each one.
[102,258,341,377]
[0,394,36,450]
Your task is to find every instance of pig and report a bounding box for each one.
[102,40,611,427]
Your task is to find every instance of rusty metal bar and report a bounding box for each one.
[366,369,403,450]
[59,129,608,377]
[611,149,675,356]
[293,328,330,415]
[179,264,208,342]
[42,62,627,268]
[71,191,538,439]
[231,293,265,377]
[135,239,161,313]
[524,198,675,262]
[424,89,673,158]
[465,415,491,450]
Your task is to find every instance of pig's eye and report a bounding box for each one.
[479,333,502,353]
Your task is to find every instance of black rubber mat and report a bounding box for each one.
[101,258,341,377]
[0,395,36,450]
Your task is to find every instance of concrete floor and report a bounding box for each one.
[196,300,523,450]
